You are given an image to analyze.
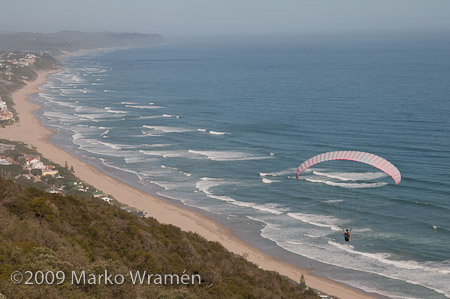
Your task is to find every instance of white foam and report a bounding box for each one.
[188,150,271,161]
[304,234,321,238]
[139,115,164,119]
[124,156,150,164]
[287,212,344,231]
[126,105,163,109]
[73,132,83,140]
[43,111,79,122]
[140,130,163,137]
[144,143,174,148]
[300,177,388,188]
[260,168,297,177]
[148,180,178,191]
[100,129,110,137]
[324,199,344,203]
[209,130,229,135]
[72,137,127,157]
[328,241,450,275]
[140,150,196,159]
[121,101,138,105]
[196,178,287,215]
[262,178,280,184]
[160,164,192,177]
[313,171,387,181]
[99,158,144,181]
[91,140,136,150]
[106,109,128,114]
[103,89,114,93]
[257,216,450,298]
[139,114,179,119]
[197,128,207,132]
[142,125,193,133]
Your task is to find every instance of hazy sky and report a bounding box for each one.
[2,0,450,37]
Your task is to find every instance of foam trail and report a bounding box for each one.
[196,178,287,215]
[188,150,271,161]
[260,168,297,177]
[126,105,163,109]
[262,178,280,184]
[287,212,344,231]
[300,177,388,188]
[99,158,144,181]
[143,125,193,133]
[313,171,388,181]
[209,131,229,135]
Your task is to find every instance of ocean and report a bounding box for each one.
[33,38,450,298]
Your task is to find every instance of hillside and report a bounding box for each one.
[0,178,318,298]
[0,31,164,55]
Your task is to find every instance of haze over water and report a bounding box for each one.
[35,37,450,298]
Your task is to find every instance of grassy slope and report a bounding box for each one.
[0,178,318,299]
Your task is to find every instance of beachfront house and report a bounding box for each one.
[0,111,14,121]
[42,169,59,176]
[0,143,15,153]
[101,196,113,204]
[92,190,105,198]
[27,159,45,170]
[0,158,11,166]
[0,100,7,112]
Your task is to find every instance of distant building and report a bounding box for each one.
[42,169,59,176]
[0,143,15,153]
[22,154,40,161]
[47,189,63,194]
[27,159,45,170]
[92,190,105,198]
[0,100,7,112]
[0,158,11,165]
[0,111,14,121]
[101,196,113,204]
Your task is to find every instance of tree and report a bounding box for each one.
[30,169,42,176]
[300,274,306,289]
[30,197,54,219]
[65,161,68,169]
[70,166,74,173]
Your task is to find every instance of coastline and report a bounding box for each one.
[0,62,375,299]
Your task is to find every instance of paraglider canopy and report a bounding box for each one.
[296,151,401,184]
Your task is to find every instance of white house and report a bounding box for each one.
[27,159,45,170]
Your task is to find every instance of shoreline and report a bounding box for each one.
[0,60,375,299]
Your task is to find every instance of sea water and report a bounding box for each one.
[33,37,450,298]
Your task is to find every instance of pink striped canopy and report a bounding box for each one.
[296,151,401,184]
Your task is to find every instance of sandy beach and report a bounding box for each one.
[0,68,375,299]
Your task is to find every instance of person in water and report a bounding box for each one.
[342,228,352,242]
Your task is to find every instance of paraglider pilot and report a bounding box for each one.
[342,228,352,242]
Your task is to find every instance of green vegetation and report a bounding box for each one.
[0,178,318,298]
